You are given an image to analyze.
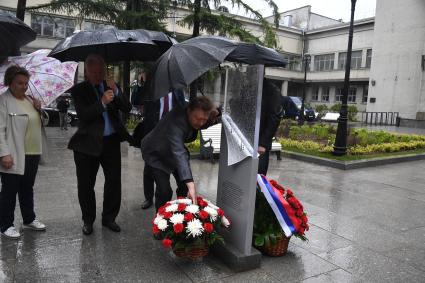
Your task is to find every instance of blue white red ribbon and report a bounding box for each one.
[256,174,301,237]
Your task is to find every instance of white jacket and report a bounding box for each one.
[0,90,48,175]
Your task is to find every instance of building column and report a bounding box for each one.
[361,49,368,68]
[334,52,339,70]
[281,80,288,96]
[309,55,315,72]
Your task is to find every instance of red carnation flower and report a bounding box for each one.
[184,213,194,222]
[162,238,173,249]
[158,207,166,215]
[217,208,224,217]
[197,196,204,203]
[162,212,172,219]
[298,227,305,235]
[301,215,308,224]
[270,180,285,193]
[152,225,160,234]
[296,210,303,217]
[204,223,214,233]
[177,203,186,211]
[286,189,294,196]
[199,210,209,220]
[199,200,208,208]
[173,223,184,234]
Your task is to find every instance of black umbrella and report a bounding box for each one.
[152,36,287,99]
[226,43,287,67]
[152,36,238,100]
[48,27,175,62]
[0,12,36,57]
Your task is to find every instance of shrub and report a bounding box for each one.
[329,104,358,121]
[314,104,328,116]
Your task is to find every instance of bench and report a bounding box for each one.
[321,112,340,122]
[200,123,282,161]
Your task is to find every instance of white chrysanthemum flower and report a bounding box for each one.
[165,203,178,212]
[186,219,204,237]
[157,219,168,231]
[169,213,184,224]
[205,200,219,210]
[153,214,164,225]
[203,206,218,221]
[185,204,199,214]
[176,199,192,205]
[168,200,178,204]
[221,216,230,228]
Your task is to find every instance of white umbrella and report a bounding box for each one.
[0,49,78,106]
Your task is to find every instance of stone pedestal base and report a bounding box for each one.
[212,242,261,272]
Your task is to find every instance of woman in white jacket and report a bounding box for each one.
[0,65,46,239]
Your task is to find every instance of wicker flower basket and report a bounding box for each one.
[258,236,290,257]
[173,241,209,260]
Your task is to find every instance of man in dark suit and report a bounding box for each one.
[141,96,219,210]
[68,54,132,235]
[141,88,186,209]
[258,79,283,175]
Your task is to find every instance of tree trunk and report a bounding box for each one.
[16,0,27,21]
[189,0,201,101]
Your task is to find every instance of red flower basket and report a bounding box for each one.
[172,237,209,260]
[257,235,290,257]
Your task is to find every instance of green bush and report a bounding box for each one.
[314,104,328,116]
[329,104,358,121]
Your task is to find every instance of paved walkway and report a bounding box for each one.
[1,127,425,282]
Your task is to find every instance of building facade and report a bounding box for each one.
[1,1,424,123]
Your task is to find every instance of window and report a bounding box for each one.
[348,88,357,103]
[83,21,113,31]
[312,87,319,101]
[362,85,369,103]
[322,86,330,102]
[31,14,75,38]
[336,88,343,102]
[366,49,372,68]
[0,9,15,16]
[314,54,334,71]
[282,54,301,71]
[338,51,362,69]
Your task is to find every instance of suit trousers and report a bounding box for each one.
[258,150,270,175]
[73,134,121,224]
[0,155,40,232]
[145,165,188,211]
[143,165,186,204]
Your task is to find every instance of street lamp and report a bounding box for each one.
[333,0,357,156]
[300,53,311,124]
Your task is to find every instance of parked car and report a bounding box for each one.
[41,94,78,127]
[281,96,316,121]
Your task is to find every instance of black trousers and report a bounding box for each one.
[258,150,270,175]
[0,155,40,232]
[143,165,185,203]
[145,165,188,211]
[73,134,121,224]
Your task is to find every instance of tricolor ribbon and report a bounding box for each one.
[256,174,301,237]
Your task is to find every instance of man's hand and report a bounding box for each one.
[106,78,118,93]
[258,146,266,155]
[186,181,197,205]
[1,155,13,169]
[101,89,114,105]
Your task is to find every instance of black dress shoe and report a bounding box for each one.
[102,221,121,232]
[141,199,153,210]
[82,223,93,235]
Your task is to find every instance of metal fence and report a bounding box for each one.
[360,111,399,126]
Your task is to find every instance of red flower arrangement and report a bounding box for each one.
[153,196,230,257]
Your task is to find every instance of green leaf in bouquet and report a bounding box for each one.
[254,235,265,247]
[270,234,277,245]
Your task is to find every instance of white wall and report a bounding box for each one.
[367,0,425,119]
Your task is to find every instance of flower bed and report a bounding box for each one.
[278,123,425,156]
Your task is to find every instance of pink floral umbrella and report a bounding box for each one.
[0,49,78,106]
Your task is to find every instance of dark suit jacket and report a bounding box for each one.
[68,80,132,156]
[259,80,283,150]
[141,104,217,182]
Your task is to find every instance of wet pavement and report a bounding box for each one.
[1,127,425,282]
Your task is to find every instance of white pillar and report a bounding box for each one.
[281,80,288,96]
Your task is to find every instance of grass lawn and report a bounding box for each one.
[283,147,425,161]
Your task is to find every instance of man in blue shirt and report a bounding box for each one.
[68,54,132,235]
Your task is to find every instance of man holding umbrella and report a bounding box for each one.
[68,54,132,235]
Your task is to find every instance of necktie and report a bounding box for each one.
[162,94,169,118]
[95,84,102,100]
